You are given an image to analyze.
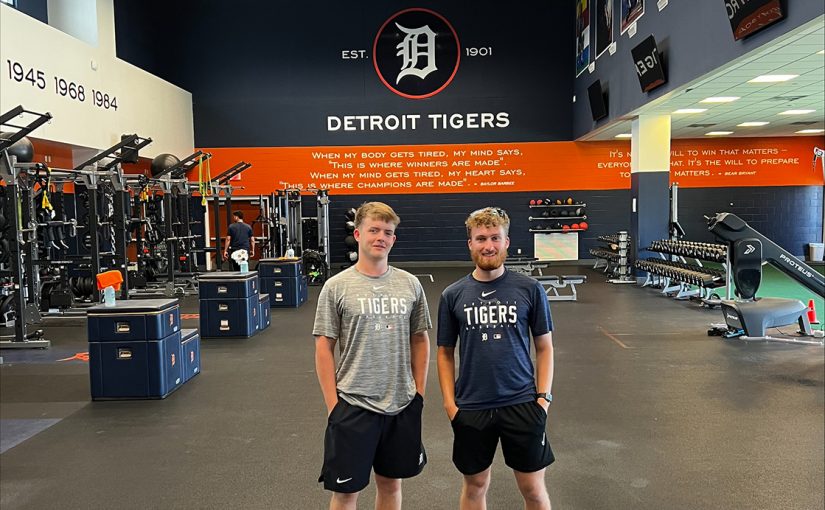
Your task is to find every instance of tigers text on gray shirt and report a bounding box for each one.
[313,266,432,414]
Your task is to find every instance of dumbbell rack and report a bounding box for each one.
[589,232,634,282]
[527,202,587,233]
[636,239,729,302]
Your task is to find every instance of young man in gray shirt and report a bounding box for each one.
[313,202,432,510]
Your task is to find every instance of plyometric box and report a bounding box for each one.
[534,233,578,261]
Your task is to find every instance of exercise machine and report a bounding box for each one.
[276,187,331,284]
[707,212,823,344]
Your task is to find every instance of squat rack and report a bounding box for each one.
[0,106,53,348]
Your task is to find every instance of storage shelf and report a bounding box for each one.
[529,228,586,233]
[528,216,587,221]
[529,203,587,208]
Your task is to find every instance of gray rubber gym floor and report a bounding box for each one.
[1,265,823,510]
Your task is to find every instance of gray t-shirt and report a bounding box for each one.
[313,266,432,414]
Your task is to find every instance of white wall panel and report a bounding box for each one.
[0,2,193,157]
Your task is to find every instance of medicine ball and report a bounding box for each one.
[536,199,543,205]
[550,209,559,217]
[555,199,562,205]
[541,210,549,218]
[150,153,180,177]
[0,133,34,163]
[347,251,358,262]
[579,221,588,230]
[529,199,536,206]
[562,224,570,231]
[559,210,569,216]
[566,197,574,205]
[344,220,355,233]
[345,208,357,221]
[344,235,357,251]
[572,223,580,230]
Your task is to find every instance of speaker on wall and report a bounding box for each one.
[631,35,667,93]
[724,0,785,41]
[587,80,608,121]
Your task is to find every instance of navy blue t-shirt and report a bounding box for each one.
[437,269,552,410]
[228,222,253,250]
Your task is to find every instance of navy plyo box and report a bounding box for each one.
[258,293,271,329]
[180,329,201,382]
[199,294,259,337]
[89,331,183,400]
[261,276,304,308]
[199,271,259,299]
[87,299,180,342]
[257,258,302,278]
[299,275,308,304]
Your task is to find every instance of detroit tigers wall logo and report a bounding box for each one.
[373,8,461,99]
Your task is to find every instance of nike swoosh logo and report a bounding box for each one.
[481,290,496,297]
[373,286,385,290]
[336,477,352,484]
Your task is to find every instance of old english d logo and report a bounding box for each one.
[373,8,460,99]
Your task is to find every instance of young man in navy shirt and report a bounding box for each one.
[437,207,555,509]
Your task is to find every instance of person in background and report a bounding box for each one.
[223,210,255,270]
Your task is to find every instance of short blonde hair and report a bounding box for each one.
[465,207,510,238]
[355,202,401,228]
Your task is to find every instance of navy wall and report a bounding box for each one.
[680,185,823,257]
[312,189,631,265]
[573,2,823,138]
[114,0,575,148]
[306,184,819,265]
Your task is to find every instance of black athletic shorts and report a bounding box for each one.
[451,400,555,475]
[318,394,427,493]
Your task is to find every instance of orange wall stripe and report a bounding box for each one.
[196,136,824,195]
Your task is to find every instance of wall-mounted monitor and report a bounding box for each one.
[587,80,608,121]
[631,35,667,93]
[724,0,785,41]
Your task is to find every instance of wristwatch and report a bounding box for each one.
[536,392,553,403]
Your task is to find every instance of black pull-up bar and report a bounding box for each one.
[0,105,52,152]
[74,133,153,171]
[155,150,212,179]
[216,162,252,185]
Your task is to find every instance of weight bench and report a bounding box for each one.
[535,274,587,301]
[505,257,550,276]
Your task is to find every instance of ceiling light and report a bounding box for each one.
[673,108,707,114]
[614,133,632,138]
[705,131,733,136]
[796,128,825,134]
[748,74,798,83]
[737,121,769,127]
[778,109,815,115]
[700,96,740,103]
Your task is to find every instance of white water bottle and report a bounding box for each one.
[103,286,116,307]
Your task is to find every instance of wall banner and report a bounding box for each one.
[197,137,824,196]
